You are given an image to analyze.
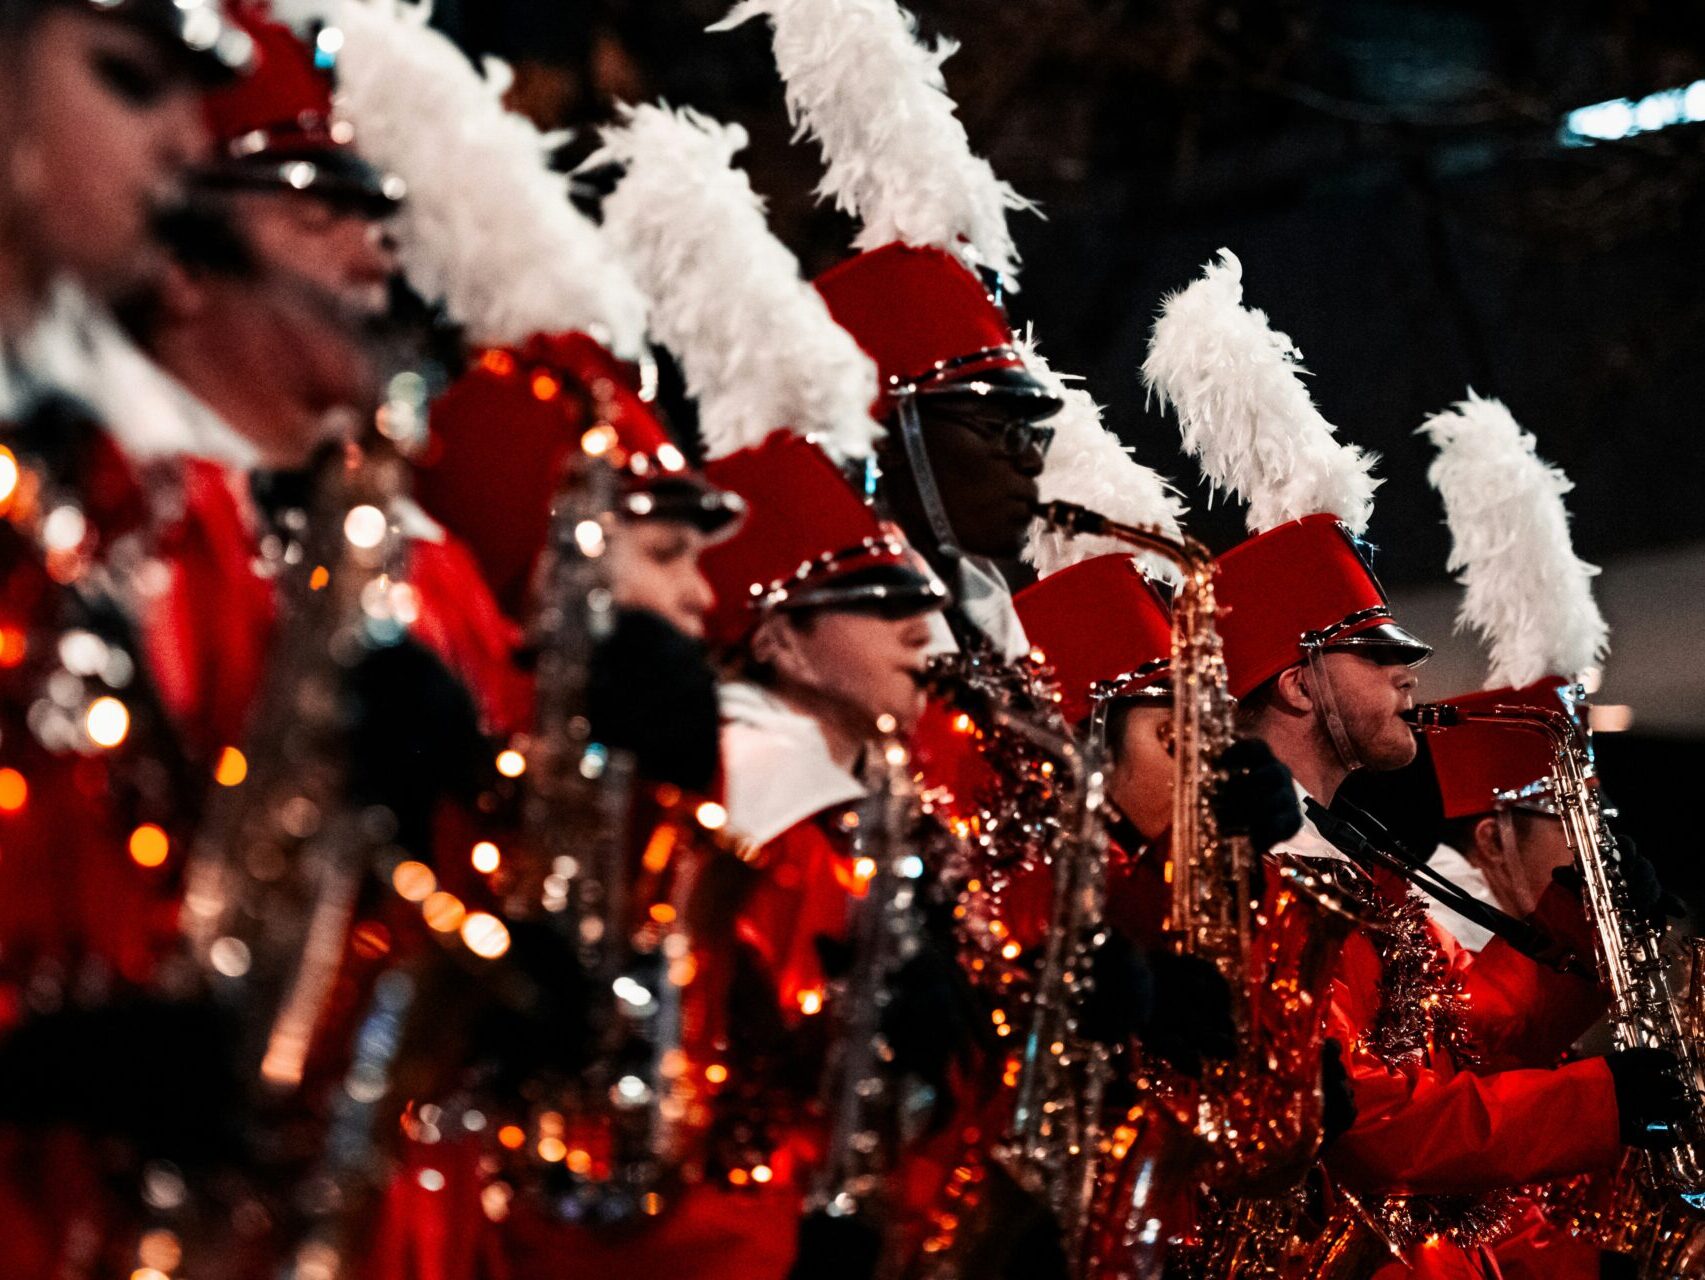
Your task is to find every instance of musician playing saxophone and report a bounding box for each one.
[1213,516,1687,1280]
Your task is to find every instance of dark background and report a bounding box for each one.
[425,0,1705,904]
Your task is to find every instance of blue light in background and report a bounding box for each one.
[1562,80,1705,146]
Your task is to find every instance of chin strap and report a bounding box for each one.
[1303,646,1364,774]
[896,390,961,562]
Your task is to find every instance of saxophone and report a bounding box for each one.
[504,432,694,1227]
[1409,697,1705,1263]
[805,724,926,1260]
[178,430,423,1277]
[1034,501,1361,1280]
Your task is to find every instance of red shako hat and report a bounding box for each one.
[197,5,399,213]
[697,432,946,652]
[1013,555,1172,726]
[412,332,742,619]
[814,244,1058,421]
[1215,514,1431,700]
[1428,678,1576,819]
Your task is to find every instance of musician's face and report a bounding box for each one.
[886,395,1049,560]
[1110,703,1174,841]
[759,607,936,734]
[1309,650,1420,771]
[610,519,715,640]
[0,11,209,297]
[1471,810,1572,917]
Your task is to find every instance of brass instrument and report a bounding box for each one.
[918,622,1110,1268]
[1410,697,1705,1267]
[806,726,925,1262]
[179,433,422,1278]
[507,434,692,1226]
[1035,501,1358,1280]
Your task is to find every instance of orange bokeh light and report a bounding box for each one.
[0,769,26,814]
[128,824,169,868]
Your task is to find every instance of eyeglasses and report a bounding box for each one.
[958,415,1057,460]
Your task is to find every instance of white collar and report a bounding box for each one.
[718,681,867,849]
[1269,779,1351,863]
[924,555,1030,661]
[20,279,259,469]
[1423,843,1497,952]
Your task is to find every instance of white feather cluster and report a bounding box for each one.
[588,104,881,463]
[716,0,1032,283]
[1142,249,1379,535]
[1018,336,1186,583]
[332,0,647,357]
[1420,393,1608,688]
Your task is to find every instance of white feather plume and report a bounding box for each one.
[1018,335,1187,583]
[1142,249,1379,534]
[715,0,1033,283]
[1420,392,1607,688]
[587,104,882,463]
[332,0,647,357]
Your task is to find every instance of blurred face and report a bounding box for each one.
[199,190,395,429]
[609,519,715,640]
[1471,810,1573,918]
[1,10,208,298]
[1110,703,1174,841]
[1307,650,1420,772]
[889,395,1049,560]
[757,606,936,735]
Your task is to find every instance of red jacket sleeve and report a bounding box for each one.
[1450,894,1605,1072]
[1326,930,1623,1196]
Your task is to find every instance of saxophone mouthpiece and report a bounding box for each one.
[1402,703,1461,729]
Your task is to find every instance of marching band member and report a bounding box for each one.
[1404,394,1683,1280]
[1149,248,1686,1280]
[0,2,259,1275]
[576,102,951,1278]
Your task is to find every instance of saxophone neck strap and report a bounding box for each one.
[1305,798,1589,977]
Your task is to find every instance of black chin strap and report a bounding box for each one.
[1305,798,1592,977]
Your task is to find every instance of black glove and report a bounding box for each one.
[588,608,720,794]
[1552,834,1685,932]
[1604,1046,1689,1149]
[788,1210,884,1280]
[0,995,247,1169]
[1211,739,1303,857]
[1320,1037,1357,1150]
[1079,936,1235,1074]
[348,636,489,857]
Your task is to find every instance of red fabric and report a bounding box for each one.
[364,1137,510,1280]
[1011,554,1171,725]
[1426,679,1576,819]
[1326,926,1622,1197]
[203,5,337,153]
[1213,514,1401,698]
[699,433,917,652]
[144,458,276,760]
[1451,884,1605,1073]
[413,333,683,619]
[1489,1200,1602,1280]
[406,533,531,738]
[814,243,1025,418]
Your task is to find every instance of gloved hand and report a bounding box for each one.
[0,995,248,1169]
[1320,1038,1358,1150]
[1604,1046,1689,1148]
[348,635,489,857]
[1552,833,1685,932]
[1080,933,1236,1075]
[1211,739,1303,857]
[588,608,720,794]
[788,1210,884,1280]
